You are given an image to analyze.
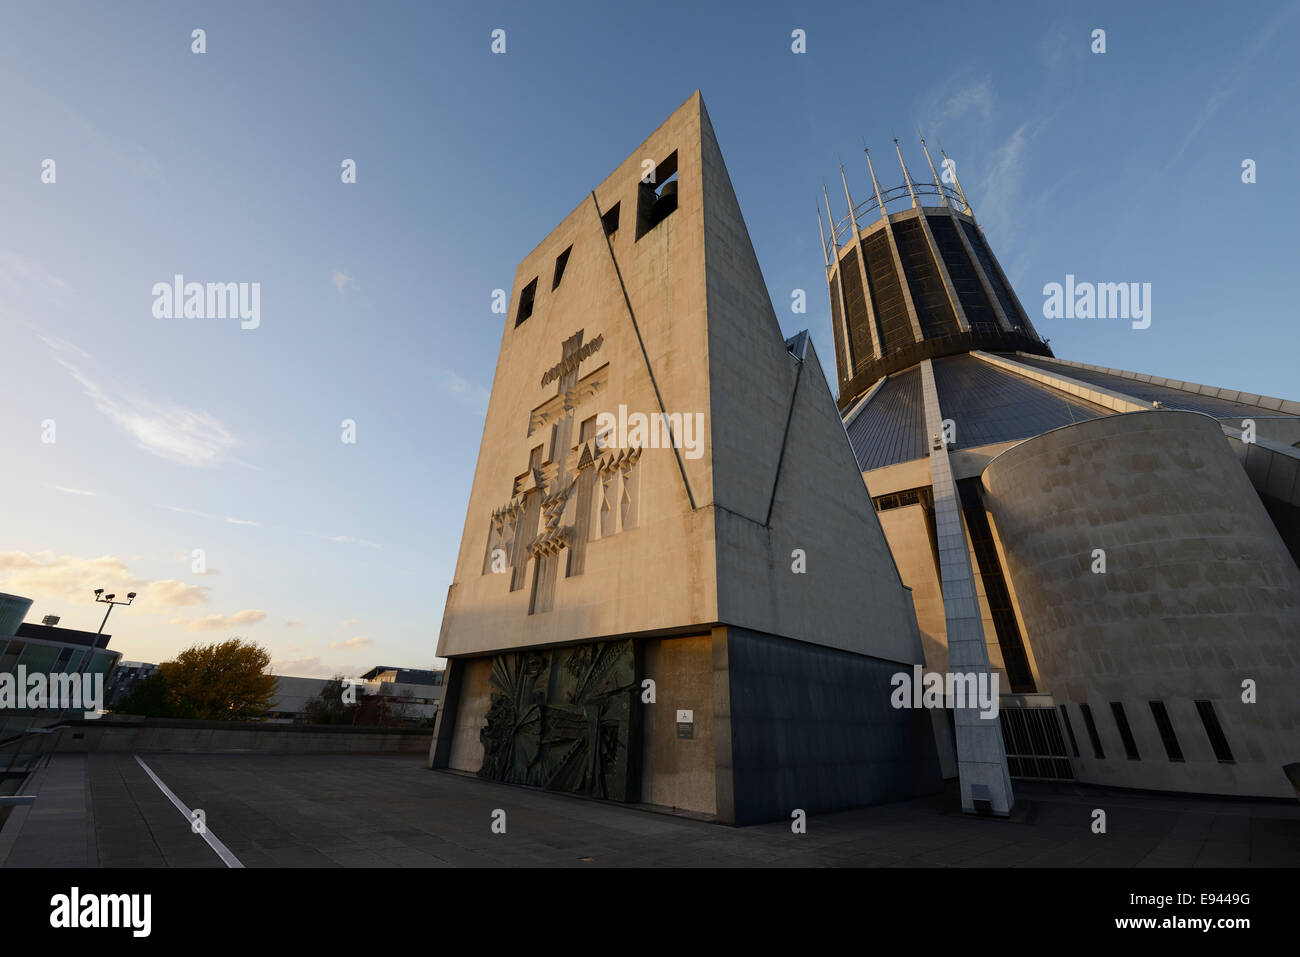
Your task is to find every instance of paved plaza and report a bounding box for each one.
[1,753,1297,868]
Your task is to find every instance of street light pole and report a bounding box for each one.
[93,589,137,634]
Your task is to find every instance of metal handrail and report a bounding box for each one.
[0,718,76,750]
[1,724,71,782]
[827,180,968,257]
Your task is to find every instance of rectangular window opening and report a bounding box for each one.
[1110,701,1141,760]
[515,277,538,326]
[1148,700,1185,762]
[1195,700,1235,762]
[1079,703,1105,759]
[636,151,679,239]
[601,202,620,237]
[1058,704,1080,758]
[551,245,572,290]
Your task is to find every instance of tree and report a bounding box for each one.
[299,676,392,726]
[115,671,182,718]
[301,676,352,725]
[157,637,276,721]
[352,691,392,727]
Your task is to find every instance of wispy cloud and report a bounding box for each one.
[1170,3,1300,165]
[270,656,343,679]
[284,619,305,629]
[329,636,373,651]
[43,483,96,497]
[41,337,242,469]
[170,609,266,632]
[975,121,1034,247]
[437,369,489,409]
[325,535,381,549]
[158,504,261,527]
[63,363,240,467]
[26,79,165,183]
[35,333,90,359]
[1036,21,1087,73]
[0,252,72,306]
[917,72,994,131]
[159,505,383,553]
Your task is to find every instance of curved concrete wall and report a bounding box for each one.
[982,410,1300,798]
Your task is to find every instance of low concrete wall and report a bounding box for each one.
[42,717,432,755]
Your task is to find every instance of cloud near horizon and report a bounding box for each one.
[270,656,346,679]
[169,609,267,632]
[328,636,373,651]
[0,552,210,608]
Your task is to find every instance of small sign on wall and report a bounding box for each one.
[676,709,693,739]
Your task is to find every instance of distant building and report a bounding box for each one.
[105,661,160,709]
[264,675,332,723]
[358,666,444,724]
[264,666,445,725]
[0,593,123,726]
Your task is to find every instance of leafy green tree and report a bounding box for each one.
[157,637,276,720]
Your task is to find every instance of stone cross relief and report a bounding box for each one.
[482,329,642,614]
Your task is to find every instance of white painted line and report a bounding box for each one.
[133,754,244,869]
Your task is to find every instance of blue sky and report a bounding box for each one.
[2,1,1297,675]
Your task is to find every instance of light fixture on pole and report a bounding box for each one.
[93,588,136,635]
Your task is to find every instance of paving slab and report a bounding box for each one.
[2,753,1298,867]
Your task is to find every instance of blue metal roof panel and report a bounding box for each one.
[933,354,1111,448]
[1004,355,1291,420]
[844,366,926,470]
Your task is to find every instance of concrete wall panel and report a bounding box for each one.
[724,626,943,825]
[447,656,492,773]
[640,634,715,815]
[982,410,1300,797]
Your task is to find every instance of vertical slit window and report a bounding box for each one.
[552,245,572,290]
[1195,700,1234,762]
[1058,704,1080,758]
[958,478,1034,692]
[1110,702,1140,760]
[1148,701,1184,762]
[1079,703,1104,759]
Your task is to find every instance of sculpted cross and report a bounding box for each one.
[488,329,605,612]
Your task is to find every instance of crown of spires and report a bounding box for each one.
[819,134,974,258]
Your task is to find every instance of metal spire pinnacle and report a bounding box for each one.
[918,131,949,209]
[816,204,830,267]
[939,142,973,216]
[893,137,919,208]
[821,181,838,257]
[863,146,887,223]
